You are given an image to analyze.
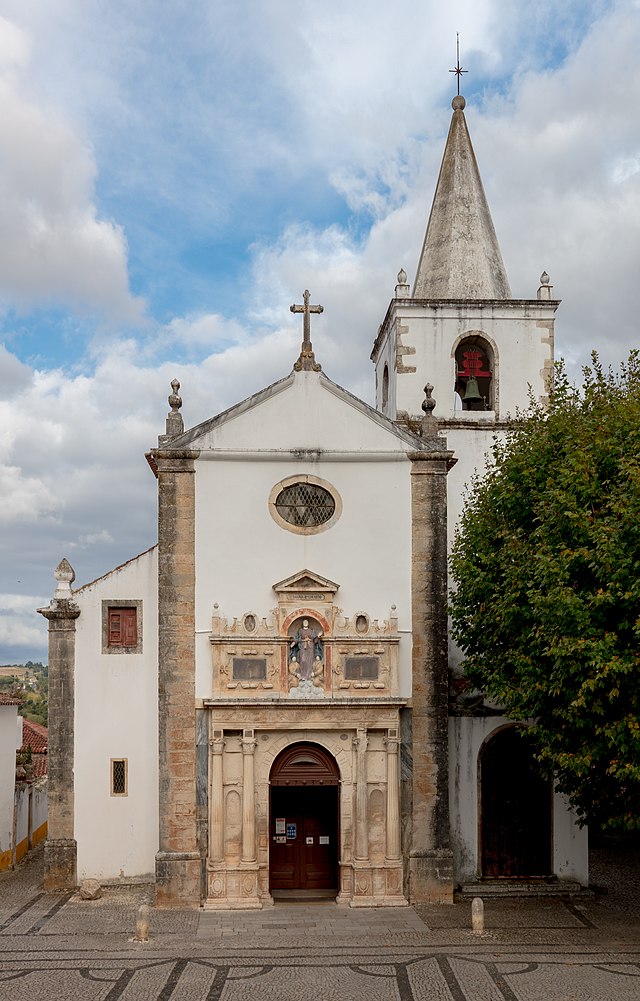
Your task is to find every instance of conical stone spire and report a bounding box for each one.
[413,96,511,300]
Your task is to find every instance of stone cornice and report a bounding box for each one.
[371,297,561,362]
[38,599,80,622]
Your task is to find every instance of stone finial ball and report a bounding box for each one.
[452,95,466,111]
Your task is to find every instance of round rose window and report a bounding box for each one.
[269,475,342,535]
[275,482,335,528]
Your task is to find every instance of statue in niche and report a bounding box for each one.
[289,618,324,688]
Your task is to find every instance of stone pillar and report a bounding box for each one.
[354,728,369,861]
[154,449,201,908]
[408,402,456,903]
[38,559,80,891]
[241,732,257,864]
[385,730,401,862]
[209,734,225,865]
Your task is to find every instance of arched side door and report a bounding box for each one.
[480,726,552,878]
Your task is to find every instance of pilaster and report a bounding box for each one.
[154,449,201,908]
[408,436,455,903]
[38,572,80,891]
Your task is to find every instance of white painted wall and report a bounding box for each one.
[73,548,159,881]
[32,780,48,838]
[14,782,29,854]
[192,372,415,700]
[0,704,19,863]
[449,716,588,885]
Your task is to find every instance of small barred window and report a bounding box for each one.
[275,482,335,528]
[111,758,128,796]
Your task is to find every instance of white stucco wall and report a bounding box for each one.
[449,716,588,885]
[0,704,19,863]
[73,548,159,881]
[191,371,415,699]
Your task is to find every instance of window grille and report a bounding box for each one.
[111,758,128,796]
[275,482,335,527]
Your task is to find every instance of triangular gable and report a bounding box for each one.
[162,369,426,454]
[273,569,339,596]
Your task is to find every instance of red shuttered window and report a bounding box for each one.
[107,607,137,648]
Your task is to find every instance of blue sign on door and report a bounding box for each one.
[286,823,297,839]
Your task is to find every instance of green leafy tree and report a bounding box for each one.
[450,352,640,829]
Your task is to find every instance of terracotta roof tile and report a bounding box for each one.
[0,694,21,706]
[21,719,48,753]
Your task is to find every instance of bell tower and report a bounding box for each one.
[371,94,558,430]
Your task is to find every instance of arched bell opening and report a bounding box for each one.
[454,334,495,412]
[269,742,340,898]
[479,725,553,879]
[382,363,390,413]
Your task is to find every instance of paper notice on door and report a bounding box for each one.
[275,836,286,844]
[275,818,286,834]
[319,836,329,845]
[286,823,297,839]
[306,836,313,845]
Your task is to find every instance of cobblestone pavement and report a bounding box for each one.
[1,841,639,1000]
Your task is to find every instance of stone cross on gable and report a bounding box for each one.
[291,289,323,372]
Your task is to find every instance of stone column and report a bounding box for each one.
[154,449,201,908]
[209,734,225,864]
[241,732,257,864]
[408,392,456,903]
[354,728,369,861]
[385,730,401,862]
[38,559,80,890]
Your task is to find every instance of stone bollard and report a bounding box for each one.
[134,903,150,943]
[471,896,484,935]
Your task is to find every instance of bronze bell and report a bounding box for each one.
[462,376,482,401]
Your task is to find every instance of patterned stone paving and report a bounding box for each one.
[1,840,639,1000]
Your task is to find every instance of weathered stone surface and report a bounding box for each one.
[409,445,455,904]
[413,96,512,300]
[38,587,80,891]
[79,878,102,900]
[154,451,200,907]
[44,839,77,891]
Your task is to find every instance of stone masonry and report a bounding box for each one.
[408,403,455,904]
[154,450,201,907]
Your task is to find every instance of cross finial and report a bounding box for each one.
[291,289,324,372]
[449,32,468,96]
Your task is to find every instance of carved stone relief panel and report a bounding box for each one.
[209,573,401,698]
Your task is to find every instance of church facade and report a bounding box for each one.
[39,95,588,907]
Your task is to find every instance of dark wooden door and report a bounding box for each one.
[480,727,552,878]
[270,786,338,890]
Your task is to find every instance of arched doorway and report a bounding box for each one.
[480,726,552,878]
[269,742,339,897]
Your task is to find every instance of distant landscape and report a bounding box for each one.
[0,662,48,726]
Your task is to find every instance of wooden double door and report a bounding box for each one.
[269,743,340,893]
[269,785,339,891]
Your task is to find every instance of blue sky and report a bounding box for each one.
[1,0,639,661]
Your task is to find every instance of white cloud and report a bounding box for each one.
[0,15,143,321]
[0,0,639,663]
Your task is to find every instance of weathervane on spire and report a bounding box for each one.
[449,32,468,96]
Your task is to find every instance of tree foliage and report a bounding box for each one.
[450,352,640,829]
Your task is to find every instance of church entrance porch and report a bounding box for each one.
[269,743,339,897]
[202,700,407,909]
